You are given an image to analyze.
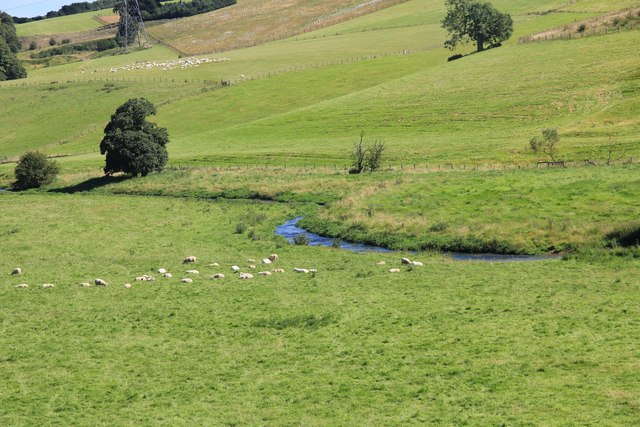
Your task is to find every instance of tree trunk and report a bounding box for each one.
[476,38,484,52]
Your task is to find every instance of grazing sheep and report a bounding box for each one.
[309,269,318,273]
[258,271,272,276]
[272,268,285,273]
[248,265,256,269]
[388,269,401,273]
[158,268,167,274]
[15,283,28,288]
[41,283,55,288]
[239,272,253,280]
[294,268,309,274]
[11,268,21,275]
[163,273,173,278]
[401,258,412,265]
[208,263,220,267]
[180,278,193,283]
[211,274,225,279]
[412,261,424,267]
[183,256,197,264]
[185,269,199,274]
[376,261,386,266]
[95,278,108,287]
[231,265,240,272]
[268,254,279,262]
[135,275,155,281]
[247,259,256,263]
[261,258,272,265]
[123,283,132,289]
[80,282,92,288]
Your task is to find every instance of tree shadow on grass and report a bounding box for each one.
[49,175,130,194]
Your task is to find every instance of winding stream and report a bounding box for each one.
[275,217,560,262]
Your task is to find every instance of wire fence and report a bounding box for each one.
[519,22,638,43]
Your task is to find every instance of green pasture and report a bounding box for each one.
[0,193,639,425]
[3,29,639,166]
[32,163,638,254]
[15,9,115,37]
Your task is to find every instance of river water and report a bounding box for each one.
[275,217,560,262]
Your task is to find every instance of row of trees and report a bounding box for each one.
[0,11,26,81]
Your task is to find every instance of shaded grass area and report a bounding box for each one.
[0,193,639,425]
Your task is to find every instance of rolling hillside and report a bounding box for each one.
[1,2,639,424]
[2,0,639,167]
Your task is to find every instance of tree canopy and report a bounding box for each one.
[0,11,26,81]
[441,0,513,52]
[100,98,169,177]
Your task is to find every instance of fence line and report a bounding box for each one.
[519,21,638,44]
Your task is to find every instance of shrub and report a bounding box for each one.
[61,39,71,44]
[350,131,386,173]
[577,23,587,34]
[331,238,342,248]
[293,233,310,246]
[49,37,57,46]
[28,41,38,50]
[13,151,59,190]
[234,222,246,234]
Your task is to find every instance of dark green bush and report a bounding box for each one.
[293,233,310,246]
[234,222,246,234]
[13,151,59,190]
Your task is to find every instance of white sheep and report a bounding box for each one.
[231,265,240,272]
[95,278,108,286]
[272,268,285,273]
[388,269,401,273]
[41,283,55,288]
[247,259,256,263]
[211,274,225,279]
[412,261,424,267]
[239,272,253,280]
[183,256,197,264]
[80,282,92,288]
[268,254,279,262]
[376,261,386,266]
[261,258,272,265]
[163,273,173,278]
[11,267,21,275]
[401,258,412,265]
[258,271,272,276]
[185,269,199,274]
[15,283,28,288]
[123,283,132,289]
[181,278,193,283]
[294,268,309,274]
[158,268,167,274]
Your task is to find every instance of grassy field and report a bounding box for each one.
[1,1,640,423]
[15,9,116,37]
[1,193,639,425]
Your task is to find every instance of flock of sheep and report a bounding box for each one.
[9,254,423,289]
[105,57,231,73]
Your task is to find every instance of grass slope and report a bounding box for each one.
[15,9,116,37]
[1,193,639,425]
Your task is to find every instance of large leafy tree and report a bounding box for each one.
[441,0,513,52]
[0,37,26,81]
[0,11,20,53]
[0,11,25,81]
[100,98,169,177]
